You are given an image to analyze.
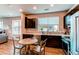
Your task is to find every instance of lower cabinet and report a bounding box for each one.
[41,35,62,48]
[41,35,71,55]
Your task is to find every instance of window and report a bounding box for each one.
[0,20,3,29]
[38,17,59,32]
[12,20,21,35]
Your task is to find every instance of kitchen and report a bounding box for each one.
[0,4,79,55]
[20,4,75,55]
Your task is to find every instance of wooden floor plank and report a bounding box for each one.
[0,40,65,55]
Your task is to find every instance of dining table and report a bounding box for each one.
[19,38,38,54]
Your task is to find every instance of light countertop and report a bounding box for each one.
[23,32,70,37]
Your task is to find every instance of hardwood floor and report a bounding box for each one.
[0,40,65,55]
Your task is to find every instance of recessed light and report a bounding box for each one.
[50,4,54,7]
[19,8,23,12]
[33,6,37,10]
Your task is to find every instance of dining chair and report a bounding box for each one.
[31,37,39,45]
[12,37,25,55]
[31,38,47,55]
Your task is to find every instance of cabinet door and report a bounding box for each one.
[41,35,62,48]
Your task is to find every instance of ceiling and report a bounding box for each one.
[0,4,74,17]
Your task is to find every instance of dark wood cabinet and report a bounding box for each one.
[23,34,33,39]
[25,17,36,28]
[41,35,62,48]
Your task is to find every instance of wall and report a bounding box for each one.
[21,11,67,38]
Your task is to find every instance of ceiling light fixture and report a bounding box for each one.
[19,8,23,12]
[50,4,54,7]
[33,6,37,10]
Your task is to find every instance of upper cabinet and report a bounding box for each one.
[25,17,36,29]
